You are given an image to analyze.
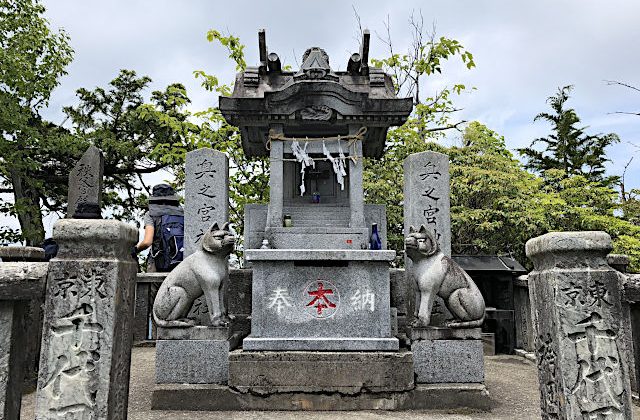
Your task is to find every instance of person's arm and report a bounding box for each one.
[135,225,155,253]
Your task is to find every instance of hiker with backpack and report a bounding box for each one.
[133,184,185,272]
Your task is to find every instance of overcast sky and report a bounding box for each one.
[5,0,640,238]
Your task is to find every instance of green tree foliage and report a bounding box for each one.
[0,0,73,244]
[449,123,549,263]
[518,85,619,186]
[64,70,204,220]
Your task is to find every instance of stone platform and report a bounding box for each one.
[228,350,413,393]
[151,383,490,411]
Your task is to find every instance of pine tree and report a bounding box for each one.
[518,85,619,186]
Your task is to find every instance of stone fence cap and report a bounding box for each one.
[525,231,612,259]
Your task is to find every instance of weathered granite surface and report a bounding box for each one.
[156,326,230,340]
[243,250,397,351]
[228,350,414,394]
[0,246,45,262]
[412,339,484,384]
[526,231,633,420]
[0,261,48,394]
[0,262,48,299]
[35,219,137,419]
[66,145,104,218]
[403,151,451,257]
[410,326,481,341]
[151,382,491,411]
[156,340,229,384]
[513,275,534,352]
[0,301,26,420]
[184,148,229,257]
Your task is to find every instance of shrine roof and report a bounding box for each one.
[218,30,413,158]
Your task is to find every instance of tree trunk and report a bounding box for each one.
[10,168,45,246]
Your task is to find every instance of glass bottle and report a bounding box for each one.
[370,223,382,250]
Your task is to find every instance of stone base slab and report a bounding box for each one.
[410,326,481,340]
[228,350,413,393]
[151,383,491,411]
[157,325,230,340]
[156,340,229,384]
[412,339,484,383]
[242,336,399,351]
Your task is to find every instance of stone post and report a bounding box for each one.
[403,151,451,256]
[0,262,48,420]
[35,219,138,419]
[0,246,47,390]
[66,145,104,218]
[526,231,633,420]
[404,151,453,327]
[266,125,284,229]
[348,125,365,229]
[184,148,229,257]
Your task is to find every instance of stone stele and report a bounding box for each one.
[403,151,451,257]
[35,219,138,419]
[404,151,453,327]
[184,148,229,257]
[66,145,104,218]
[526,231,633,420]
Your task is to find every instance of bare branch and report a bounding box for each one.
[605,80,640,93]
[425,120,467,133]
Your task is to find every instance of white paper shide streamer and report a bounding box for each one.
[291,141,314,195]
[323,140,346,190]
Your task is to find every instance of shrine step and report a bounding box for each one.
[227,350,413,394]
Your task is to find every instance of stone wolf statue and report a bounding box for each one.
[405,225,485,328]
[153,222,235,328]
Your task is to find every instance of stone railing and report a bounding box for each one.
[0,261,48,419]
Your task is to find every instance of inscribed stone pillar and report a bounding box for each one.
[66,145,104,218]
[35,219,138,419]
[184,148,229,257]
[0,262,48,420]
[526,231,633,420]
[404,151,452,326]
[403,151,451,256]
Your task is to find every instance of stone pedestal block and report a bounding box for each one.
[243,249,398,351]
[156,340,230,384]
[35,219,137,420]
[184,148,229,257]
[526,231,633,420]
[412,339,484,383]
[155,326,237,385]
[228,350,414,394]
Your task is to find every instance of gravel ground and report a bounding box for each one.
[21,347,640,419]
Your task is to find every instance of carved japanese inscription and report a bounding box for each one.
[404,151,451,257]
[37,265,110,418]
[526,232,633,420]
[185,148,229,257]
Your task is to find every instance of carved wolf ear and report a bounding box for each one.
[409,226,416,233]
[222,222,230,231]
[419,224,428,233]
[210,222,220,231]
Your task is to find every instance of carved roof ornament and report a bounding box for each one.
[295,48,337,81]
[218,29,413,158]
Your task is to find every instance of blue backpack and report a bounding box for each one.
[153,214,184,271]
